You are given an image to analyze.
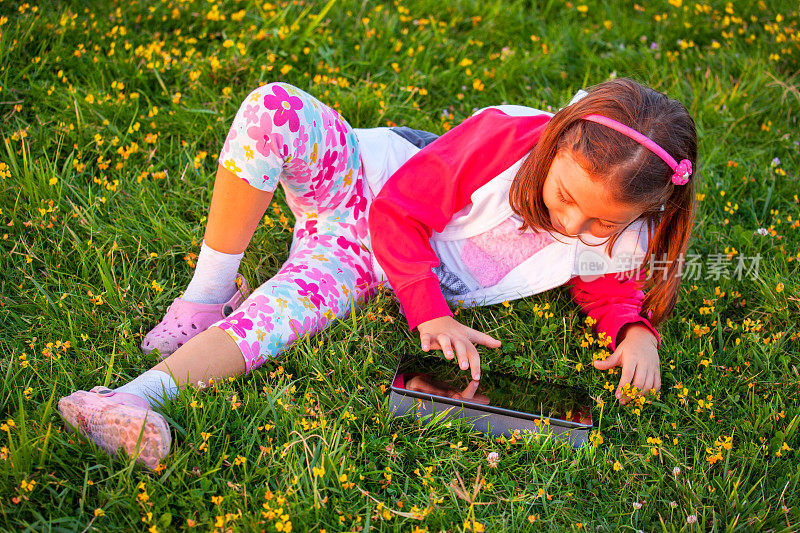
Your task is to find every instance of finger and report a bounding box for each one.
[616,360,636,402]
[594,349,622,370]
[466,328,502,349]
[437,335,455,361]
[466,342,481,380]
[420,333,431,352]
[452,339,470,372]
[462,380,480,399]
[641,373,654,399]
[631,366,649,397]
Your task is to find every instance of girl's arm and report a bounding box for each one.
[368,110,551,331]
[566,272,661,351]
[567,271,662,403]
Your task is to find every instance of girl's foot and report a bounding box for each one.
[57,387,171,470]
[141,273,250,358]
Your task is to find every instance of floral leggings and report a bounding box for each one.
[212,82,376,372]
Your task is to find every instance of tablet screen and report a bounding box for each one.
[391,355,592,426]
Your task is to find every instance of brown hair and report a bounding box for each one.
[509,78,698,327]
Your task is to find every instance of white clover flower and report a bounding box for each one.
[670,501,678,509]
[687,514,697,524]
[672,466,681,476]
[487,451,499,468]
[756,228,769,236]
[633,501,643,510]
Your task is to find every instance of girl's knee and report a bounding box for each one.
[238,82,307,111]
[232,82,319,148]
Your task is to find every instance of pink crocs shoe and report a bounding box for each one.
[58,387,171,470]
[141,273,250,359]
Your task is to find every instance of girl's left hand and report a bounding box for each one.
[592,323,660,405]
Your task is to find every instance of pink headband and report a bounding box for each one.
[581,114,692,185]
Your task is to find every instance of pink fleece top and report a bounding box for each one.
[367,110,660,351]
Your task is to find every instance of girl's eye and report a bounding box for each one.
[557,190,571,204]
[597,221,616,230]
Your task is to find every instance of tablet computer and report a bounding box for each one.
[389,354,593,446]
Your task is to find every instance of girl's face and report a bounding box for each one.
[542,149,642,238]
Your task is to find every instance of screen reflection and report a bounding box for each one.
[392,356,592,426]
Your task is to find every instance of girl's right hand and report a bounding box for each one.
[417,316,502,380]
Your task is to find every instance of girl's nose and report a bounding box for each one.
[562,212,587,236]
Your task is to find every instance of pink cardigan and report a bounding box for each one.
[368,110,661,351]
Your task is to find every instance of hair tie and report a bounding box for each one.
[581,114,692,185]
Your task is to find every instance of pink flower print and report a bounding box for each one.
[290,246,314,262]
[270,273,295,285]
[256,313,275,332]
[337,235,361,255]
[315,234,335,247]
[243,295,273,319]
[307,268,340,299]
[353,263,375,295]
[313,182,337,208]
[334,248,358,269]
[315,149,338,186]
[293,125,309,156]
[286,316,317,345]
[264,85,303,132]
[357,177,367,203]
[295,219,317,240]
[243,103,261,125]
[322,112,338,147]
[275,135,289,159]
[221,128,238,158]
[283,263,309,275]
[224,311,254,337]
[326,298,341,315]
[296,279,324,308]
[353,216,369,239]
[345,191,367,220]
[335,119,347,146]
[309,150,338,202]
[335,147,347,174]
[239,339,263,368]
[284,157,313,185]
[328,189,349,209]
[267,131,290,160]
[248,112,280,159]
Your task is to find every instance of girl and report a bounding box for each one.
[58,78,697,469]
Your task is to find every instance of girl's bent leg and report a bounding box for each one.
[214,227,376,373]
[149,227,376,386]
[208,81,374,373]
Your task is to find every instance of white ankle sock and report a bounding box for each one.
[116,369,180,408]
[182,240,243,304]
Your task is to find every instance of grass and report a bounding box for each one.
[0,0,799,530]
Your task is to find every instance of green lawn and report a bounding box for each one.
[1,0,799,530]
